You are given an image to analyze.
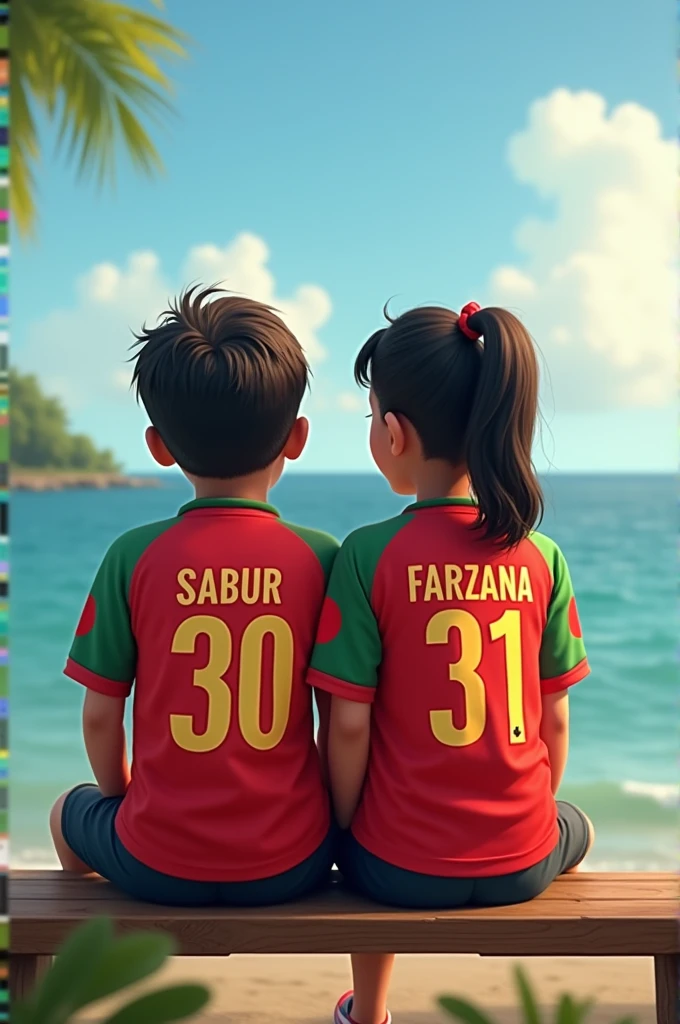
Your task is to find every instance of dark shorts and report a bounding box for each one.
[338,800,591,909]
[62,784,335,907]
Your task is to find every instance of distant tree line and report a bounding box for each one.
[11,368,122,472]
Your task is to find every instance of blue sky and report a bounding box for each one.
[13,0,676,472]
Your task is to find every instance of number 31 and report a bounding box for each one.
[426,608,525,747]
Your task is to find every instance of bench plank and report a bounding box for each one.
[11,897,676,919]
[10,879,679,955]
[10,873,679,903]
[10,871,678,1023]
[10,915,678,956]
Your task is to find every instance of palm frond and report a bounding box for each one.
[11,0,190,236]
[8,68,39,236]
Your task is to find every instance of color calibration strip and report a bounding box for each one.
[0,3,7,1017]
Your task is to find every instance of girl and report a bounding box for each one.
[307,302,594,1024]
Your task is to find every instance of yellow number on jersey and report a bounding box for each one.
[427,608,525,747]
[239,615,294,751]
[170,616,232,753]
[490,609,525,744]
[170,614,294,753]
[426,609,486,746]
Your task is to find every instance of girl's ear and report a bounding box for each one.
[145,426,176,467]
[282,416,309,462]
[384,411,406,457]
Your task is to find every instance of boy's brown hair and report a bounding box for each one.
[131,285,309,478]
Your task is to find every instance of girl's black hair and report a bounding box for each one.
[354,304,543,547]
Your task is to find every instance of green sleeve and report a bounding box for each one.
[530,533,590,693]
[280,521,339,582]
[66,536,137,697]
[65,519,176,698]
[307,516,409,703]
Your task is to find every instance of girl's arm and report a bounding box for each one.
[328,696,371,828]
[540,690,569,795]
[82,690,131,797]
[314,688,331,787]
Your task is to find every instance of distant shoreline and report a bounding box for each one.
[11,470,163,492]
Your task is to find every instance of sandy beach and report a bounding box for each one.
[79,953,656,1023]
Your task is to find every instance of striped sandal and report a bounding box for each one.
[334,991,391,1024]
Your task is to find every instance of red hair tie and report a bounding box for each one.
[458,301,482,340]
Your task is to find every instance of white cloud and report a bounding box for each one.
[18,233,332,409]
[488,89,676,411]
[336,391,364,413]
[490,267,536,298]
[184,235,330,365]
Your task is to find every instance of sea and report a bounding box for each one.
[12,472,679,871]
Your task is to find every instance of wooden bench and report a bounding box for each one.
[10,870,679,1023]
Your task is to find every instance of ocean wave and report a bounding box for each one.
[621,781,679,809]
[11,849,59,869]
[560,779,679,826]
[583,857,679,872]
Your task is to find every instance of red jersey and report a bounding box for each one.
[66,497,337,881]
[308,498,589,877]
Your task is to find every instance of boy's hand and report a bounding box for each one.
[82,690,131,798]
[328,696,371,828]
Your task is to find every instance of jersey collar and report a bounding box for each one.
[178,497,280,517]
[403,496,477,513]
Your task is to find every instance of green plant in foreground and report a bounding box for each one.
[438,965,637,1024]
[13,917,211,1024]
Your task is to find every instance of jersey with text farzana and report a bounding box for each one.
[66,498,338,882]
[308,498,589,877]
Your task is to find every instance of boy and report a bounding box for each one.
[50,285,338,906]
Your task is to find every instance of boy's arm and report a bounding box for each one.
[82,691,131,797]
[66,535,137,792]
[287,526,341,789]
[328,697,371,828]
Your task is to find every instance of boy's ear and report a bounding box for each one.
[282,416,309,462]
[145,426,176,468]
[384,412,406,457]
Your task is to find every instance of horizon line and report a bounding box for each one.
[125,467,677,477]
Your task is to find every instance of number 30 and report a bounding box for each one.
[426,608,525,747]
[169,614,294,753]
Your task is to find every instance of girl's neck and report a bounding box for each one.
[413,461,471,503]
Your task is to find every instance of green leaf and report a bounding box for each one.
[8,1003,34,1024]
[515,967,543,1024]
[437,996,496,1024]
[102,984,211,1024]
[554,994,593,1024]
[31,917,114,1024]
[71,932,176,1009]
[554,995,577,1024]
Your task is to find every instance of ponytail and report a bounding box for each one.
[463,306,543,547]
[353,302,543,548]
